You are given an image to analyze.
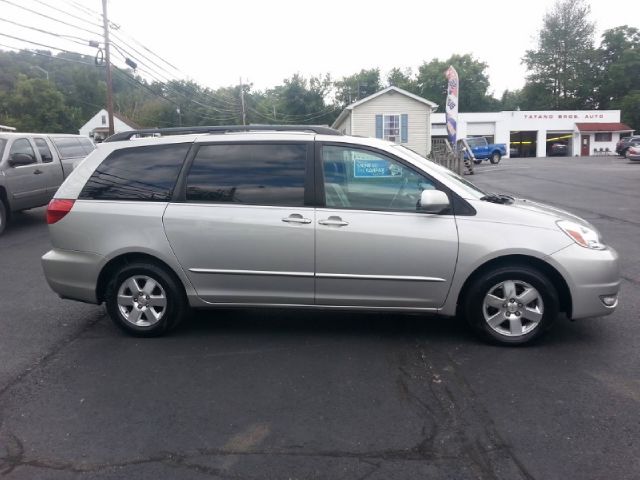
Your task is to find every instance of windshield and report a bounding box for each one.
[0,138,6,160]
[393,145,487,199]
[465,137,487,148]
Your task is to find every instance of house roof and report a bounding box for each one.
[575,122,633,132]
[332,86,438,129]
[114,112,142,129]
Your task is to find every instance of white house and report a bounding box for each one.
[332,86,438,157]
[431,110,633,157]
[79,109,139,142]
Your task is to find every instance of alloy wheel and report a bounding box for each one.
[117,275,167,327]
[482,280,544,337]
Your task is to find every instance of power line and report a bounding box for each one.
[0,32,94,57]
[31,0,103,30]
[108,49,239,116]
[110,32,180,80]
[60,0,104,23]
[108,43,240,116]
[0,43,97,67]
[0,0,103,37]
[0,17,97,50]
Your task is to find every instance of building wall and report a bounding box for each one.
[351,91,431,156]
[432,110,626,157]
[334,113,352,135]
[576,132,624,156]
[79,109,134,137]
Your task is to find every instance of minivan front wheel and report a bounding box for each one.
[106,263,187,336]
[464,266,559,345]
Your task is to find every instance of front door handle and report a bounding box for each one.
[318,216,349,227]
[33,169,43,175]
[282,214,312,224]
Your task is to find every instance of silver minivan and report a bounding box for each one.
[41,126,620,345]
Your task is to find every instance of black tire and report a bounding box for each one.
[490,152,502,164]
[105,262,187,337]
[0,200,7,236]
[463,265,559,346]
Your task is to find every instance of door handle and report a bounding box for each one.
[33,169,43,175]
[282,214,312,224]
[318,216,349,227]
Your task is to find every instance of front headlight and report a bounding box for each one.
[557,220,606,250]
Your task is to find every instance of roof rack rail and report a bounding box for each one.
[103,124,342,142]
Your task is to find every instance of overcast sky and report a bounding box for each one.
[2,0,639,98]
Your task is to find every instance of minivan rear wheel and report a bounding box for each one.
[105,262,187,336]
[463,265,559,345]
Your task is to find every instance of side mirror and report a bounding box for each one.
[418,190,450,214]
[8,153,36,167]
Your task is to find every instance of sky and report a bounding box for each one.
[1,0,639,98]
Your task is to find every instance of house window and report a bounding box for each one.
[101,115,106,125]
[383,114,400,142]
[594,133,612,142]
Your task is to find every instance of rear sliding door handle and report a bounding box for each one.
[282,214,312,224]
[318,216,349,227]
[33,169,43,175]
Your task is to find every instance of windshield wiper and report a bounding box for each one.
[480,192,514,204]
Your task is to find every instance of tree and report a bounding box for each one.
[251,74,336,125]
[596,26,640,110]
[499,89,523,111]
[386,67,417,92]
[334,69,381,107]
[3,75,77,132]
[415,54,499,112]
[619,90,640,130]
[523,0,596,109]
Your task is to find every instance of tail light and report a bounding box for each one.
[46,199,75,224]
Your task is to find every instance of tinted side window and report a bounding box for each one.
[186,144,307,206]
[9,139,37,164]
[79,144,190,201]
[52,137,86,159]
[79,138,96,155]
[34,138,54,163]
[322,145,436,212]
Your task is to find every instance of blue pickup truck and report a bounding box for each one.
[465,137,507,164]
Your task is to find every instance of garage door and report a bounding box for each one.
[467,122,496,136]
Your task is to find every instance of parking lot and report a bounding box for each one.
[0,154,638,480]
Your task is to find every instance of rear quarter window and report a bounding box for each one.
[52,137,86,159]
[79,143,190,201]
[79,137,96,155]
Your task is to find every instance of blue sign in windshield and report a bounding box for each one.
[353,152,403,178]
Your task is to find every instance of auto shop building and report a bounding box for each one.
[431,110,633,157]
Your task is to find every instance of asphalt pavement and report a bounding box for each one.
[0,155,638,479]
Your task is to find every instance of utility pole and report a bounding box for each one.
[102,0,115,136]
[239,77,246,125]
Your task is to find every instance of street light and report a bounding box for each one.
[32,65,49,81]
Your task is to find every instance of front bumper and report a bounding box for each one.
[42,249,103,304]
[549,244,620,319]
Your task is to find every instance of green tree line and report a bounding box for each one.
[0,0,638,133]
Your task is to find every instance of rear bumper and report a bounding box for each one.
[42,249,103,304]
[549,244,620,319]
